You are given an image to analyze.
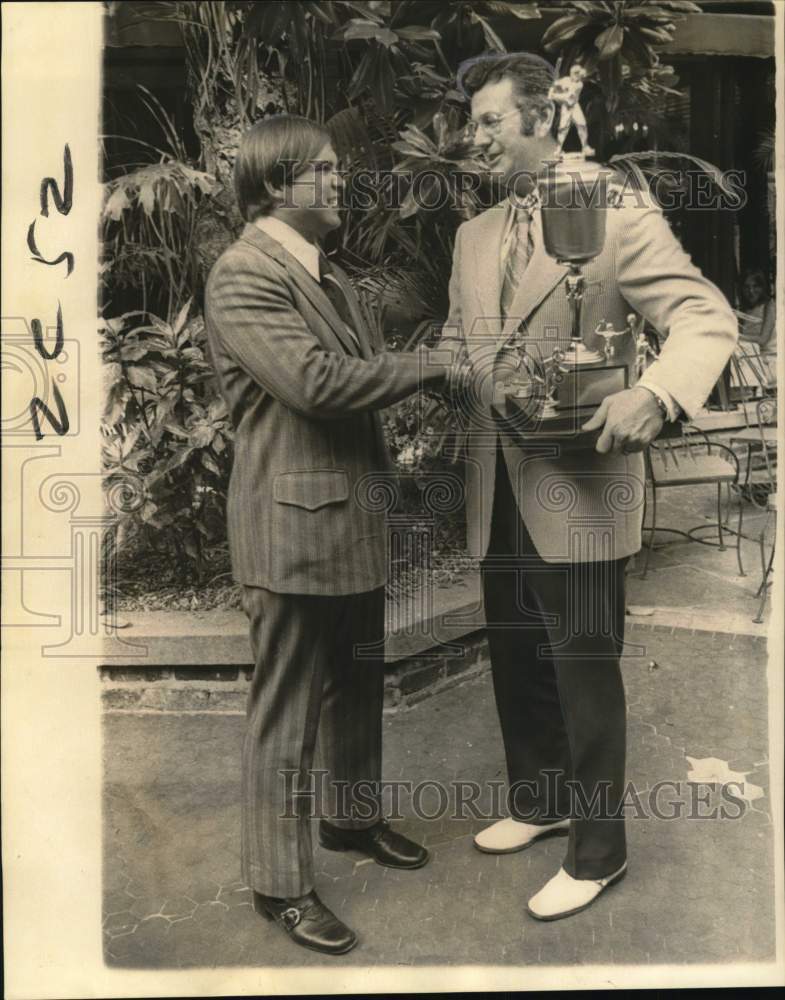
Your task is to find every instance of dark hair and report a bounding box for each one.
[740,268,772,304]
[457,52,556,136]
[234,114,331,222]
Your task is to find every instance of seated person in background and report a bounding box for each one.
[737,269,776,386]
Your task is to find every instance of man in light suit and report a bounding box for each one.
[442,54,737,921]
[205,116,456,955]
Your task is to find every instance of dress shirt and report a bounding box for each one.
[636,374,680,421]
[254,215,321,281]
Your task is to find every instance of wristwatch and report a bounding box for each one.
[636,384,670,421]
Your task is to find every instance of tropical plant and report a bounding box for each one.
[331,3,443,114]
[101,302,233,577]
[334,111,489,328]
[608,149,740,200]
[102,159,216,319]
[754,127,775,174]
[426,1,542,59]
[542,0,699,114]
[102,88,216,319]
[171,0,464,125]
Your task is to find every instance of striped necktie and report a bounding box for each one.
[500,204,536,318]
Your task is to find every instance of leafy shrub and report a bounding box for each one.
[101,301,233,579]
[103,160,215,312]
[381,394,467,556]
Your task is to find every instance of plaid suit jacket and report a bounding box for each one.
[206,224,442,594]
[443,187,739,563]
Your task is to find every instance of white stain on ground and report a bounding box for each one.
[685,756,765,803]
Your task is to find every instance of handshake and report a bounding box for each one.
[418,336,475,404]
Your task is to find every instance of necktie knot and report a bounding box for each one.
[510,191,538,219]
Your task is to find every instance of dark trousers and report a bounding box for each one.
[240,585,385,898]
[481,451,628,879]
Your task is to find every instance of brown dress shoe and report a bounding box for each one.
[253,889,357,955]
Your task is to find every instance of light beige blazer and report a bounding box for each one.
[442,187,738,563]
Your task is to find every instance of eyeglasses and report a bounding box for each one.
[465,109,521,140]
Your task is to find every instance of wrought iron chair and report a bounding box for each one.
[733,394,778,493]
[743,397,777,623]
[728,341,775,406]
[640,426,741,579]
[728,345,777,483]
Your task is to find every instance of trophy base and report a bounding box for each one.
[494,396,682,451]
[563,341,605,366]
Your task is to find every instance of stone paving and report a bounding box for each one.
[102,474,779,973]
[103,624,776,970]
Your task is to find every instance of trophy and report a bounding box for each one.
[594,313,640,363]
[537,350,567,419]
[550,64,594,157]
[489,92,679,448]
[506,340,567,421]
[538,152,614,367]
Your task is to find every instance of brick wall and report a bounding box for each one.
[100,629,491,714]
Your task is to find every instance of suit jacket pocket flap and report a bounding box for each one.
[273,470,350,510]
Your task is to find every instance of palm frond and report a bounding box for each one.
[609,150,738,200]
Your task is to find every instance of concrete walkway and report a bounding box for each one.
[104,624,774,969]
[102,481,778,971]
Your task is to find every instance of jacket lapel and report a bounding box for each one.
[240,224,363,358]
[471,204,506,344]
[499,209,569,345]
[329,262,377,361]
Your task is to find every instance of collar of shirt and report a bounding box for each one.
[253,216,321,282]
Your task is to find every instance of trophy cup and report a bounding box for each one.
[489,97,680,447]
[494,152,619,443]
[538,153,614,367]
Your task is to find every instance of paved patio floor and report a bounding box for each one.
[102,481,779,975]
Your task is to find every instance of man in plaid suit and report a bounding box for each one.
[206,116,455,955]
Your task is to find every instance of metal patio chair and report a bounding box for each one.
[728,341,776,406]
[744,397,778,623]
[733,394,778,494]
[640,426,741,579]
[728,350,777,480]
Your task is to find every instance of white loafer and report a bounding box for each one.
[473,817,570,854]
[527,863,628,921]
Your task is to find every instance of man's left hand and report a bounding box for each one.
[581,387,665,455]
